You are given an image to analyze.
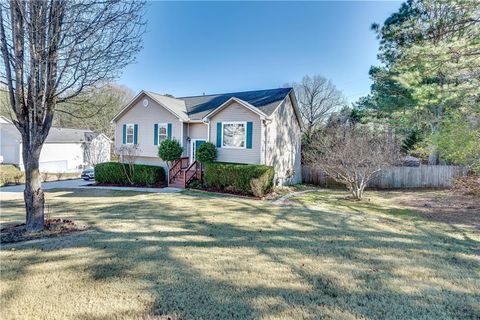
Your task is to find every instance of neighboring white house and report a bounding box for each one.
[111,87,303,186]
[0,123,111,173]
[0,115,12,124]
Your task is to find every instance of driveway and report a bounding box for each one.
[1,179,91,200]
[0,179,181,200]
[0,179,90,193]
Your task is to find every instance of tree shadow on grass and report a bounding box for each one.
[1,190,479,319]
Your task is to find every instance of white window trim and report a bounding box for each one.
[221,121,247,149]
[157,122,168,144]
[126,123,135,145]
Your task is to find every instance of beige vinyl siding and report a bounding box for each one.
[265,95,302,185]
[188,123,208,140]
[209,101,261,164]
[114,95,181,159]
[132,156,165,167]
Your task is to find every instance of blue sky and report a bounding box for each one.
[118,1,401,104]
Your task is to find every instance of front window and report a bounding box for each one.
[222,122,246,148]
[158,123,167,143]
[126,124,134,144]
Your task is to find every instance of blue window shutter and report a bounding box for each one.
[216,122,222,148]
[134,124,138,144]
[167,123,172,140]
[154,123,158,145]
[122,124,126,144]
[246,122,253,149]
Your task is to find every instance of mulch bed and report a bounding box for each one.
[1,219,87,244]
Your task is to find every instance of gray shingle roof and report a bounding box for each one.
[180,87,293,120]
[0,123,98,143]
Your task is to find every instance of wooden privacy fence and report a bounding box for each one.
[302,165,469,189]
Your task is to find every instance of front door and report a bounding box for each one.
[191,139,206,162]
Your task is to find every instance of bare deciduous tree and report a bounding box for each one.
[0,0,145,231]
[304,126,400,200]
[292,75,346,138]
[117,145,140,185]
[82,134,110,168]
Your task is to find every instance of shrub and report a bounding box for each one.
[0,165,24,186]
[196,142,216,163]
[158,139,183,167]
[204,162,274,196]
[13,172,24,184]
[95,162,165,186]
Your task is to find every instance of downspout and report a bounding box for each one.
[179,119,184,155]
[203,118,210,142]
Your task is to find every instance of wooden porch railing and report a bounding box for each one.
[183,161,203,188]
[169,157,189,183]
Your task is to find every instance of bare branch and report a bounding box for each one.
[304,125,401,200]
[291,74,346,138]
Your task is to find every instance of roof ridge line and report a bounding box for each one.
[178,87,292,99]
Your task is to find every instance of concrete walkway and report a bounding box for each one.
[78,185,182,193]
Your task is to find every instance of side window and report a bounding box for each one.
[126,124,134,144]
[158,123,167,143]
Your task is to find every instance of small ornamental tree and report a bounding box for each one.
[117,145,140,185]
[196,142,217,163]
[304,125,401,200]
[158,139,183,169]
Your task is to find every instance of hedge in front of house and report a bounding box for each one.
[203,162,274,196]
[95,162,165,186]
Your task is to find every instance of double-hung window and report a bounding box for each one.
[222,122,246,148]
[158,123,168,143]
[126,124,135,144]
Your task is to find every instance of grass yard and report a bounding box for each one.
[0,188,479,320]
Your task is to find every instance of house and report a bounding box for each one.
[0,115,12,124]
[112,87,303,186]
[0,123,111,173]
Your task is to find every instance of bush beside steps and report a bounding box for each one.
[95,162,166,186]
[203,162,274,197]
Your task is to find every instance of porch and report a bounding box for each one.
[168,157,203,188]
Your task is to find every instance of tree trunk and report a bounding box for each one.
[23,142,45,232]
[349,182,365,200]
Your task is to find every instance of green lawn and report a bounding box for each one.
[1,188,479,320]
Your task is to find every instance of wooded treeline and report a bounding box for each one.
[1,84,133,139]
[356,0,480,172]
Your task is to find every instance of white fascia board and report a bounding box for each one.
[111,91,189,123]
[110,90,147,123]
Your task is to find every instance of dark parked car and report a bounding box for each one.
[81,168,95,181]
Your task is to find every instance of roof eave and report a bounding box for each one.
[202,97,267,121]
[111,91,189,123]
